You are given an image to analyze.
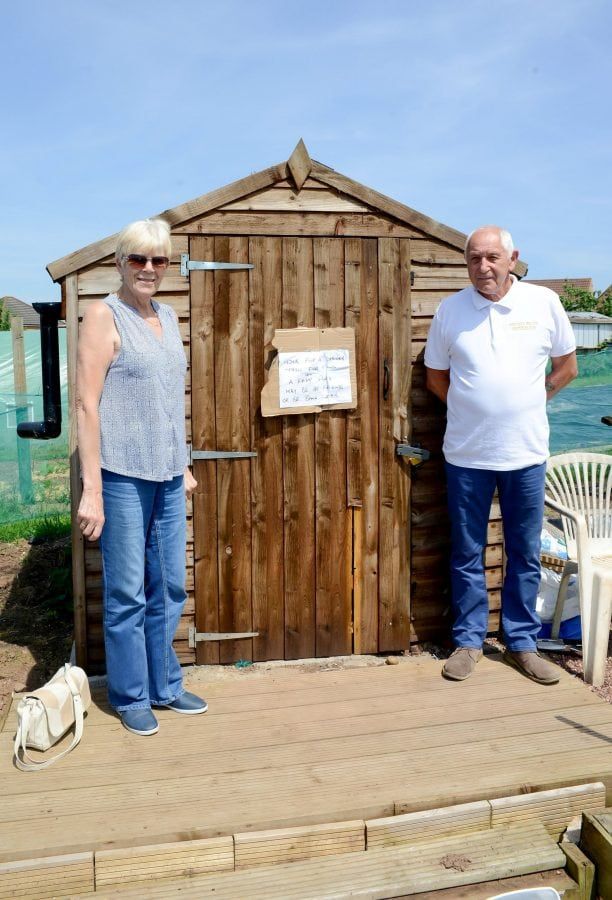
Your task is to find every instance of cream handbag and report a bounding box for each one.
[13,664,91,771]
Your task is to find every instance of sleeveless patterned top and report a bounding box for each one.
[98,294,188,481]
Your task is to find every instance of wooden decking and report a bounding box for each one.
[1,654,611,868]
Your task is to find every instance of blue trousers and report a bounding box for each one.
[100,470,187,711]
[445,462,545,651]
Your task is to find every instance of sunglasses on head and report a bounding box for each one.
[122,254,170,270]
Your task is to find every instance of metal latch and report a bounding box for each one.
[181,253,254,276]
[189,627,259,648]
[395,444,430,468]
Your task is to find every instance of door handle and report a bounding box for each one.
[383,359,390,401]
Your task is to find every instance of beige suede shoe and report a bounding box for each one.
[503,650,560,685]
[442,647,483,681]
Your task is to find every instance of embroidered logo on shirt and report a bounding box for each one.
[509,321,538,331]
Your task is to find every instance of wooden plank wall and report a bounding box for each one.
[69,177,503,667]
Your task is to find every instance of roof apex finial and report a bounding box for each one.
[287,139,312,191]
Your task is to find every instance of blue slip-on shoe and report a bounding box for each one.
[158,691,208,715]
[120,708,159,736]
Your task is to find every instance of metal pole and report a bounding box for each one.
[10,316,34,503]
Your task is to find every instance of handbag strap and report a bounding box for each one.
[14,677,85,773]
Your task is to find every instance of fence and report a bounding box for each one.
[0,329,69,524]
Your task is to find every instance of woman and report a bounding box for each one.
[76,218,206,736]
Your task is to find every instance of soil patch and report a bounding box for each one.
[0,537,73,722]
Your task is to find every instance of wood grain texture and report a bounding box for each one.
[190,236,220,663]
[220,187,369,213]
[215,237,253,663]
[378,238,411,651]
[490,783,606,840]
[234,819,364,869]
[282,238,316,658]
[2,659,612,871]
[249,237,285,660]
[580,810,612,900]
[95,837,233,887]
[66,273,88,668]
[313,238,352,656]
[366,801,490,849]
[71,822,563,898]
[174,211,419,237]
[287,138,313,191]
[345,238,379,652]
[0,852,94,899]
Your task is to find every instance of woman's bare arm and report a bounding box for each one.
[75,302,118,541]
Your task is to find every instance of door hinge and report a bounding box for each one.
[181,253,254,276]
[188,446,258,463]
[188,627,259,648]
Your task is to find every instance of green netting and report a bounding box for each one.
[0,330,69,524]
[0,331,608,526]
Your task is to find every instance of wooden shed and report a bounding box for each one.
[47,141,525,673]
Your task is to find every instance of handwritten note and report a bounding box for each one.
[279,349,352,408]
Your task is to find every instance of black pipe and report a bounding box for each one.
[17,301,63,440]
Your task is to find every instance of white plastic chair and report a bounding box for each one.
[488,889,561,899]
[545,452,612,686]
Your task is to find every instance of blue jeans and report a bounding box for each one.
[445,462,545,652]
[100,470,187,711]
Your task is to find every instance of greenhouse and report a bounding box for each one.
[0,329,69,523]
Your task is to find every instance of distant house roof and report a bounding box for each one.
[524,278,594,294]
[567,311,612,325]
[0,296,42,328]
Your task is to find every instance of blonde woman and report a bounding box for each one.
[76,218,206,735]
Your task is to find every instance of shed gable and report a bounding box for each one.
[47,140,527,284]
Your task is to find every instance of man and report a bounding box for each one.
[424,226,577,684]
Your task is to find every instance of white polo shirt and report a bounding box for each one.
[424,277,576,470]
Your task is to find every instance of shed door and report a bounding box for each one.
[189,235,411,664]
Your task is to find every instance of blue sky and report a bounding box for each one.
[1,0,611,301]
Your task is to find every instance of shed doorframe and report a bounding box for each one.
[189,234,412,663]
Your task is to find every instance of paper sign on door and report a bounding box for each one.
[279,349,352,408]
[260,327,357,417]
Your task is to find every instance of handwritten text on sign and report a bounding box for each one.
[278,349,352,408]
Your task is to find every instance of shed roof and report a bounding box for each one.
[567,311,612,324]
[0,296,43,328]
[47,140,528,282]
[525,278,594,294]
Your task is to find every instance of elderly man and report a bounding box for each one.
[424,226,577,683]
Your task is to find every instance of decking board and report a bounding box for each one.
[1,656,611,865]
[68,821,565,899]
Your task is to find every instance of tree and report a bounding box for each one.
[559,282,597,312]
[597,291,612,318]
[559,282,612,318]
[0,299,11,331]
